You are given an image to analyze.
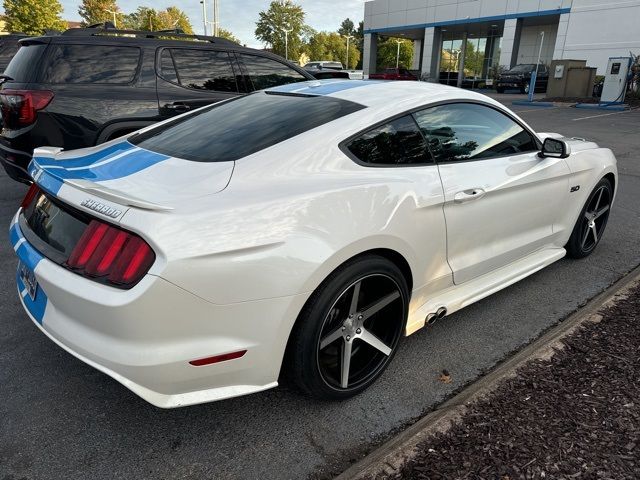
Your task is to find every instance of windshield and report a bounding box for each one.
[130,92,365,162]
[508,64,536,73]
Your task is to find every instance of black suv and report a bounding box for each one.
[0,25,314,184]
[496,64,549,94]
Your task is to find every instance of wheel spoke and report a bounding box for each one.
[594,188,604,211]
[594,205,609,219]
[580,223,590,249]
[320,327,344,350]
[361,291,400,321]
[349,281,361,316]
[341,340,353,388]
[591,224,599,244]
[359,328,392,356]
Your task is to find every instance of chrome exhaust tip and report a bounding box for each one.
[436,306,447,319]
[425,313,438,326]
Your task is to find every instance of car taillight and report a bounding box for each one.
[0,89,54,128]
[67,220,155,288]
[21,183,40,209]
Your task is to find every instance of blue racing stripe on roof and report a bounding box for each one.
[267,80,383,96]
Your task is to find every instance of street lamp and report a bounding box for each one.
[395,39,403,68]
[343,34,354,69]
[200,0,208,35]
[106,9,119,27]
[279,26,293,61]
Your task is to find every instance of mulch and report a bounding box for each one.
[388,283,640,480]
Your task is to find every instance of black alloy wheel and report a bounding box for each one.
[286,255,408,399]
[566,178,613,258]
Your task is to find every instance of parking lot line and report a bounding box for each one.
[573,108,640,121]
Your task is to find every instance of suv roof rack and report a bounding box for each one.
[62,24,238,45]
[62,22,238,45]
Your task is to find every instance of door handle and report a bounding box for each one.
[454,188,486,203]
[165,103,191,112]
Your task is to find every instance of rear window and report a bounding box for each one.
[0,39,22,72]
[40,45,141,84]
[4,44,46,82]
[130,92,364,162]
[239,54,308,91]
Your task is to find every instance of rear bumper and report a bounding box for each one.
[10,211,308,408]
[0,145,32,184]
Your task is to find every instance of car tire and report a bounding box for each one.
[566,178,613,259]
[285,255,409,400]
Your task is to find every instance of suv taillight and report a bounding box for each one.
[0,89,54,128]
[67,220,155,288]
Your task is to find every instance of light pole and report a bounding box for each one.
[212,0,219,36]
[279,26,292,60]
[343,34,354,69]
[106,9,119,27]
[395,39,403,68]
[529,31,545,101]
[200,0,208,35]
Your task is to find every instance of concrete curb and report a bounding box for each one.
[335,265,640,480]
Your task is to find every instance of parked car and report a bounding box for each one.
[439,72,484,89]
[0,34,28,72]
[304,61,344,71]
[0,24,314,184]
[496,64,549,94]
[369,68,417,81]
[12,80,616,407]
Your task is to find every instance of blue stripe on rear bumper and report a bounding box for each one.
[10,219,47,325]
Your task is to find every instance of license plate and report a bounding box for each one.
[19,262,38,301]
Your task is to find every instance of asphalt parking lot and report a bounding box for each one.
[1,96,640,480]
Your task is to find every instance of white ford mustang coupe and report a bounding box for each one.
[11,80,616,407]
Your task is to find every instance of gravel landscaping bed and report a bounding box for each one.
[390,283,640,480]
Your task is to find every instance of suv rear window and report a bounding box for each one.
[130,92,364,162]
[4,44,46,82]
[40,45,141,84]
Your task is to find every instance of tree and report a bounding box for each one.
[156,6,193,33]
[121,6,157,30]
[3,0,67,34]
[78,0,118,26]
[255,0,306,60]
[376,36,413,70]
[218,28,241,44]
[338,18,355,37]
[306,31,360,68]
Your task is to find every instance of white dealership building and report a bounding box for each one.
[362,0,640,82]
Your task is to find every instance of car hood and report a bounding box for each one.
[28,140,234,211]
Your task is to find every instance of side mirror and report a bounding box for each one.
[539,137,571,159]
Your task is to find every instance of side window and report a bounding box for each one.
[159,49,178,84]
[238,54,307,91]
[168,49,239,92]
[40,45,140,84]
[413,103,538,163]
[346,115,432,166]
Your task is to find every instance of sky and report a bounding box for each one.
[56,0,366,48]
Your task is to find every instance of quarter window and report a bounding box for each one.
[239,54,307,91]
[346,115,432,166]
[40,45,140,84]
[412,103,538,163]
[166,49,239,92]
